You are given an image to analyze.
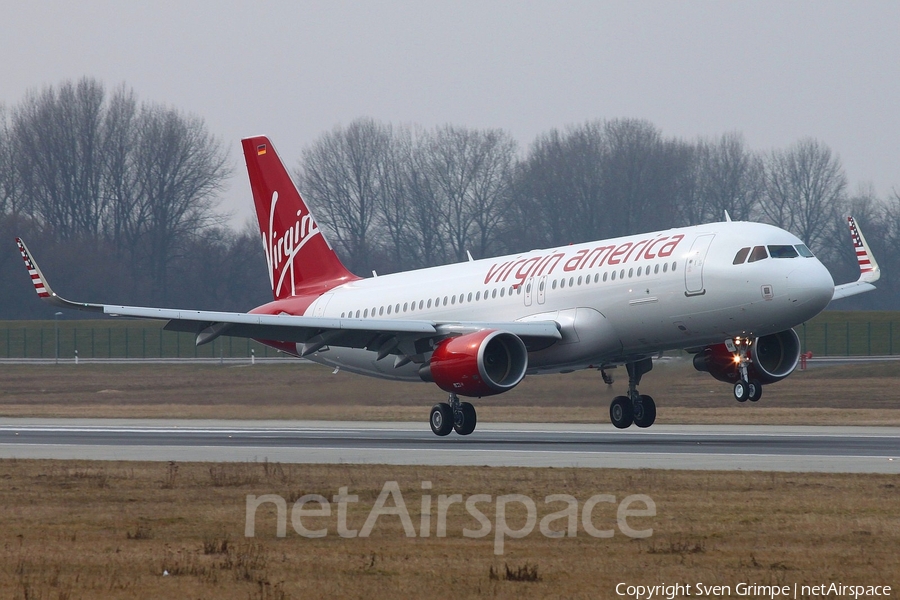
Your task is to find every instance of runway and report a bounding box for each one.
[0,419,897,473]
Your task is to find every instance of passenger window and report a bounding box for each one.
[451,295,456,305]
[468,292,473,302]
[748,246,768,263]
[379,306,384,316]
[637,267,642,276]
[611,271,617,281]
[403,303,408,312]
[768,245,799,258]
[387,305,392,315]
[672,262,677,272]
[663,263,668,273]
[654,264,659,274]
[475,292,480,301]
[620,269,625,279]
[733,247,751,264]
[500,288,505,297]
[492,289,498,298]
[603,272,608,282]
[560,278,566,288]
[795,244,814,257]
[594,273,599,283]
[568,277,574,287]
[577,276,582,286]
[628,268,633,278]
[443,296,448,306]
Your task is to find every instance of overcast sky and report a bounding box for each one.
[3,1,898,227]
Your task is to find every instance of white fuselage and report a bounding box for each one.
[299,221,835,381]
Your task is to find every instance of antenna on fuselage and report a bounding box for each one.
[724,210,732,222]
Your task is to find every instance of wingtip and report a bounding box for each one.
[847,215,880,284]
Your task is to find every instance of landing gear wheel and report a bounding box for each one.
[610,396,634,429]
[733,380,750,403]
[454,402,477,436]
[748,379,762,402]
[633,394,656,428]
[430,403,454,436]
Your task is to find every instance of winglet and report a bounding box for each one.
[847,216,880,283]
[15,238,103,312]
[831,216,881,301]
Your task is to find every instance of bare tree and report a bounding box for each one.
[100,85,139,251]
[601,118,685,237]
[372,124,421,270]
[129,104,230,301]
[12,78,108,239]
[0,106,16,216]
[510,122,608,250]
[297,118,389,274]
[417,125,516,262]
[760,138,846,252]
[683,132,763,224]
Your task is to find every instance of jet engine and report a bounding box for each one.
[692,329,801,384]
[420,330,528,397]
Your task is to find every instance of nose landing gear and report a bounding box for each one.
[731,337,763,403]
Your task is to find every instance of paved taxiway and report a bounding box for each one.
[0,419,897,473]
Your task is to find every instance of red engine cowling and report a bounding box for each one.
[420,330,528,397]
[693,329,801,385]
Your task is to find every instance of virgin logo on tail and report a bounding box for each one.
[262,190,321,297]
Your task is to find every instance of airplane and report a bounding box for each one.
[16,135,881,436]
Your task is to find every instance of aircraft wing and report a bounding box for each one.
[831,216,881,301]
[16,238,561,359]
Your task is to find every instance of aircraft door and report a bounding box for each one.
[524,277,533,307]
[684,234,715,296]
[537,275,547,304]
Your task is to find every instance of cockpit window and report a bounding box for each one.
[768,245,799,259]
[795,244,815,257]
[747,246,768,263]
[733,247,751,265]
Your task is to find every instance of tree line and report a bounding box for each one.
[297,118,899,309]
[0,78,269,318]
[1,78,897,319]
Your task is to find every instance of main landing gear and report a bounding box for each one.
[731,338,763,403]
[609,358,657,429]
[430,393,477,436]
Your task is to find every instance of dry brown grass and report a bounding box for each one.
[1,360,899,425]
[0,460,896,599]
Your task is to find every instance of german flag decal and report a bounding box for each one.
[257,144,267,156]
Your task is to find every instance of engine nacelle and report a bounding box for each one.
[693,329,801,385]
[420,330,528,397]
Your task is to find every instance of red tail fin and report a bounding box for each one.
[242,136,357,299]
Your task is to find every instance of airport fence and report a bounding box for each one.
[0,311,896,359]
[0,320,279,360]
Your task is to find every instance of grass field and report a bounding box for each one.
[1,460,897,599]
[1,358,898,425]
[1,310,898,359]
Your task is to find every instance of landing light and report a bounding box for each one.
[732,354,742,365]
